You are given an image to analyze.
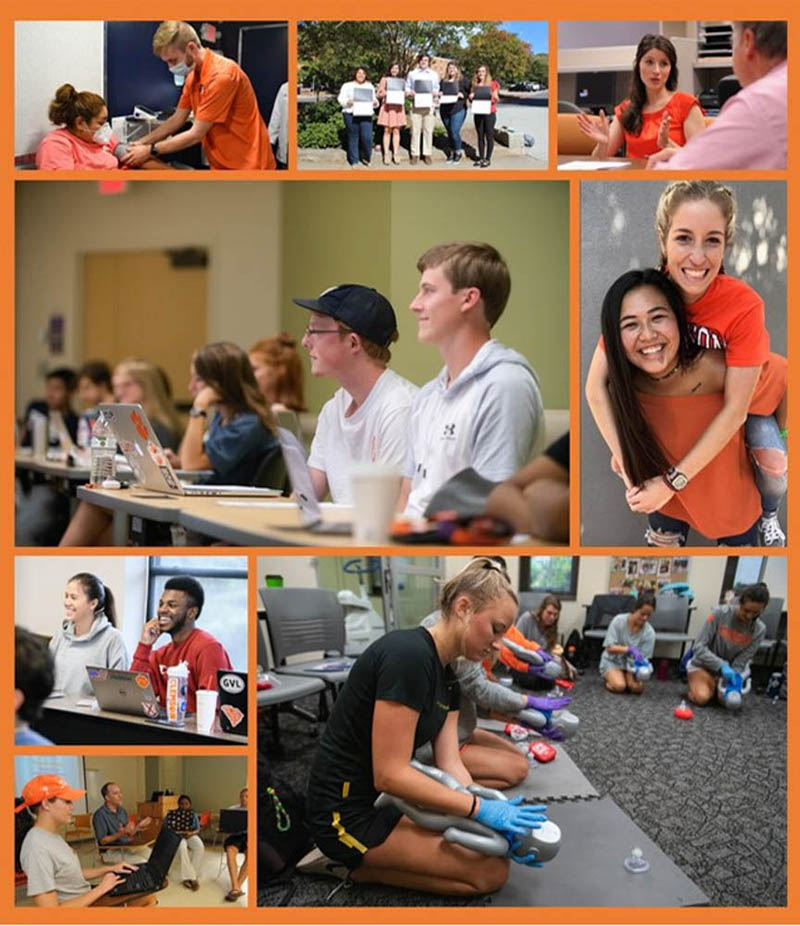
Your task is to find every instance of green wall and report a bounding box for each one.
[282,181,569,414]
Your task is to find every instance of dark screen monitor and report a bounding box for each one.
[575,72,615,111]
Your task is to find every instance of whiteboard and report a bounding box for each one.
[15,21,105,158]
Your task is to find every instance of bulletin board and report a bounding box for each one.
[608,557,689,595]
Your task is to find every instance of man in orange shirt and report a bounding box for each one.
[123,21,275,170]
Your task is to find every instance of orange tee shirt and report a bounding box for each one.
[179,51,275,170]
[496,623,542,674]
[638,353,786,539]
[615,91,702,159]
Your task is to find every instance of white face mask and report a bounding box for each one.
[92,123,112,146]
[169,60,190,78]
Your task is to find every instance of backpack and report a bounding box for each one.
[257,755,313,884]
[564,628,589,670]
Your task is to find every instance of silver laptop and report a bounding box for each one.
[86,666,164,718]
[99,403,281,497]
[276,428,352,533]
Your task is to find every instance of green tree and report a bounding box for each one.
[298,21,487,92]
[527,53,549,87]
[460,26,533,85]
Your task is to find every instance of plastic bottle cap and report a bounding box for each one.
[101,479,121,490]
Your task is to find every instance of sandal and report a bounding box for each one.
[225,889,244,902]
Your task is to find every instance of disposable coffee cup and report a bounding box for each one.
[196,689,218,733]
[31,413,48,457]
[350,464,402,545]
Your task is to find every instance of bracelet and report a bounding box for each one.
[467,793,478,819]
[780,428,788,440]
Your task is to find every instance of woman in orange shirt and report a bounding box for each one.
[576,35,706,160]
[601,268,786,546]
[586,180,787,545]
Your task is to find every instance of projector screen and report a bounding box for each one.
[14,756,87,813]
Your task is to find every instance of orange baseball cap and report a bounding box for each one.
[15,774,86,813]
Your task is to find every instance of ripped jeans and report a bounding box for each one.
[745,413,787,514]
[646,511,760,547]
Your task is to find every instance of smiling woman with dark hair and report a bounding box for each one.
[577,34,706,159]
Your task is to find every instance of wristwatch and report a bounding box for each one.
[189,406,207,419]
[662,467,689,491]
[150,142,159,158]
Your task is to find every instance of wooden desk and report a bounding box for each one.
[557,154,647,170]
[76,486,186,545]
[40,693,248,747]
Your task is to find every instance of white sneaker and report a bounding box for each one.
[760,511,785,546]
[296,847,349,880]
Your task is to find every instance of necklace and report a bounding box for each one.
[647,362,680,382]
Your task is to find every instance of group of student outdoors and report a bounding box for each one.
[35,21,287,171]
[575,22,786,169]
[585,179,787,547]
[302,556,771,895]
[20,241,570,546]
[15,777,248,906]
[339,53,502,167]
[14,573,232,745]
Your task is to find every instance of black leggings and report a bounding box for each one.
[474,113,496,160]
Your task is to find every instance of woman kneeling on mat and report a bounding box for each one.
[686,582,768,707]
[306,558,544,895]
[600,592,656,694]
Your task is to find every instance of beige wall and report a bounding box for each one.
[182,756,247,813]
[83,755,146,814]
[15,181,281,416]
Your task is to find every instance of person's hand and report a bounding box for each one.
[508,840,544,867]
[611,454,633,489]
[646,147,678,169]
[137,816,152,830]
[164,448,180,467]
[140,617,162,646]
[120,144,152,168]
[109,863,137,875]
[124,821,137,836]
[469,92,475,101]
[627,645,645,662]
[98,871,125,895]
[626,477,674,514]
[656,111,671,149]
[526,694,571,711]
[193,385,220,411]
[720,664,736,683]
[474,796,547,837]
[576,109,610,146]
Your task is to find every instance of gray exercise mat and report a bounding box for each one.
[494,796,709,907]
[476,720,599,802]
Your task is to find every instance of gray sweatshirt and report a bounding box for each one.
[420,611,526,743]
[598,613,655,676]
[49,614,129,697]
[516,611,548,648]
[689,605,766,675]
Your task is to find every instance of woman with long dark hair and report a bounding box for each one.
[576,35,705,159]
[181,342,280,486]
[599,268,786,545]
[516,596,577,681]
[376,62,407,165]
[49,573,128,696]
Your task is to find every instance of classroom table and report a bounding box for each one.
[38,693,248,747]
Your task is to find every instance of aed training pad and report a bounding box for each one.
[494,796,709,907]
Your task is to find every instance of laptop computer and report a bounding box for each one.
[218,808,247,834]
[218,669,248,735]
[87,667,164,719]
[107,825,181,897]
[98,403,281,497]
[276,428,352,533]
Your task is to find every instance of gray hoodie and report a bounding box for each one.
[688,605,766,675]
[404,340,543,519]
[49,615,129,697]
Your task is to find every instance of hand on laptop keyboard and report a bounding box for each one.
[98,871,126,896]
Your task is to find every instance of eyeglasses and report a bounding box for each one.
[303,326,344,338]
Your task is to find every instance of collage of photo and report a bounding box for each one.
[7,12,790,922]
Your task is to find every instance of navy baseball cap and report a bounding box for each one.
[293,284,397,348]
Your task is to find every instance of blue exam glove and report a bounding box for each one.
[720,664,736,683]
[508,840,543,868]
[474,796,547,837]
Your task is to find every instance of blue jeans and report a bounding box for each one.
[343,113,373,165]
[441,107,466,153]
[646,510,759,547]
[745,413,787,513]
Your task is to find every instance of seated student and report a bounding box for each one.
[131,576,232,713]
[36,84,164,170]
[92,783,152,863]
[249,334,306,415]
[599,593,656,695]
[516,594,577,682]
[399,243,543,518]
[15,626,55,746]
[59,359,182,546]
[16,775,154,907]
[75,361,115,448]
[180,342,280,486]
[223,788,248,902]
[49,573,128,697]
[485,433,569,541]
[164,795,204,891]
[20,367,79,447]
[294,284,417,503]
[686,582,769,707]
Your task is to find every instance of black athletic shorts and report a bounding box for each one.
[308,799,403,870]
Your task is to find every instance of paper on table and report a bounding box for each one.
[217,500,353,510]
[558,159,631,170]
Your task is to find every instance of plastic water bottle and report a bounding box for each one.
[89,410,116,484]
[624,846,650,873]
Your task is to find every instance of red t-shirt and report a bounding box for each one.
[178,51,275,170]
[131,628,233,713]
[615,91,702,159]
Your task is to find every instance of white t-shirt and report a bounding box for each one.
[308,369,418,503]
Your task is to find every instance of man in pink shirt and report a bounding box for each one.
[649,21,786,170]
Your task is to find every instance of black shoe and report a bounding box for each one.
[453,152,463,163]
[445,151,454,162]
[481,159,491,168]
[473,158,482,167]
